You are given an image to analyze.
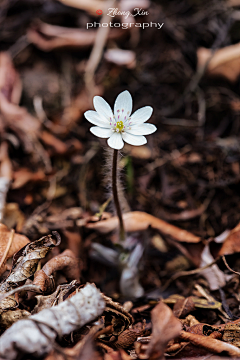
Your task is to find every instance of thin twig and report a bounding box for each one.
[0,284,43,303]
[161,258,219,291]
[222,255,240,276]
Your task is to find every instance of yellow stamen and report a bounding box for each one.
[116,121,124,131]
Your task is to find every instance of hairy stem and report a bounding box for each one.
[112,149,125,241]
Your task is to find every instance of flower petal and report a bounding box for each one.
[107,132,124,149]
[122,133,147,146]
[130,106,153,124]
[126,123,157,135]
[93,96,114,121]
[90,127,113,138]
[84,110,111,127]
[114,90,132,117]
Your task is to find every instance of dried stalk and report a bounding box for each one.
[0,283,105,360]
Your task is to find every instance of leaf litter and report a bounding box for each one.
[1,0,240,359]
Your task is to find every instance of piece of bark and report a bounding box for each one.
[0,283,105,360]
[222,323,240,347]
[0,309,30,330]
[180,330,240,357]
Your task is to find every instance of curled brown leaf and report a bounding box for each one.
[85,211,201,243]
[145,301,182,359]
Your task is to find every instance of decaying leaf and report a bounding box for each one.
[218,222,240,256]
[103,294,133,336]
[0,283,105,360]
[0,231,61,294]
[32,280,80,314]
[84,211,201,243]
[173,296,196,318]
[115,329,144,349]
[0,232,60,316]
[164,294,222,310]
[0,309,30,330]
[200,244,229,290]
[3,203,25,232]
[0,52,50,169]
[0,223,29,276]
[11,168,46,189]
[145,301,182,359]
[222,323,240,347]
[197,43,240,82]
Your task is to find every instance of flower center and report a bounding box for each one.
[116,121,124,132]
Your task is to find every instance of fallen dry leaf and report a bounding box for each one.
[145,301,182,359]
[198,43,240,82]
[200,244,229,290]
[32,280,80,313]
[173,296,196,318]
[12,168,46,189]
[0,223,29,276]
[0,52,51,170]
[0,231,61,294]
[84,211,201,243]
[218,222,240,255]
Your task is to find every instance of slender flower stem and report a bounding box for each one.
[112,149,125,241]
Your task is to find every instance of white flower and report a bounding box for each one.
[84,90,156,150]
